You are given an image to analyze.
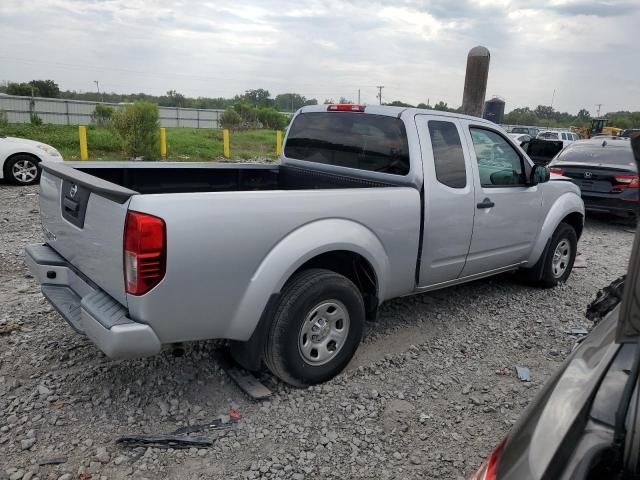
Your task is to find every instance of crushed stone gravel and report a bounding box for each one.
[0,183,634,479]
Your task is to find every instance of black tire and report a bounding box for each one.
[264,268,365,387]
[4,154,41,186]
[528,222,578,288]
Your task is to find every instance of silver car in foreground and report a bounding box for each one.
[27,105,584,386]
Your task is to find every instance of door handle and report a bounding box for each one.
[477,198,495,209]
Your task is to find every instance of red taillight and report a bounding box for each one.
[327,104,365,112]
[613,174,640,189]
[124,211,166,295]
[549,167,564,175]
[468,437,507,480]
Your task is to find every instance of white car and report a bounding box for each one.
[537,130,578,148]
[0,136,63,185]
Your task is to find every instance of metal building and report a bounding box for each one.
[483,96,505,124]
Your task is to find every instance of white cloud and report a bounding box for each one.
[0,0,637,112]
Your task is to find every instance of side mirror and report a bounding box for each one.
[529,164,550,185]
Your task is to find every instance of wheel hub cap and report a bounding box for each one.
[12,160,38,183]
[551,238,571,278]
[298,300,350,366]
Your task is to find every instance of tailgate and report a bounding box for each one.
[39,162,137,305]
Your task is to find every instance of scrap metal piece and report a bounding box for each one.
[516,367,531,382]
[115,434,212,449]
[171,419,235,435]
[568,327,589,336]
[38,457,68,466]
[217,353,272,400]
[586,276,626,324]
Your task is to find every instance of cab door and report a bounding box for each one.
[460,123,543,276]
[415,115,476,287]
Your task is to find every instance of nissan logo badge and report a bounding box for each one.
[69,184,78,198]
[584,172,592,179]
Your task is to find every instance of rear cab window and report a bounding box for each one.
[284,112,410,175]
[556,144,635,166]
[428,120,466,188]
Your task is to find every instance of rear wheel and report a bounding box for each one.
[264,269,365,387]
[5,155,41,185]
[526,222,578,288]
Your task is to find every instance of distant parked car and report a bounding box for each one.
[0,135,63,185]
[620,129,640,138]
[537,130,578,148]
[509,126,540,138]
[508,133,532,145]
[548,137,638,217]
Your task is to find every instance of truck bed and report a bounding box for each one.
[55,161,398,195]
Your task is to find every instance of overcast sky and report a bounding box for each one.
[0,0,638,114]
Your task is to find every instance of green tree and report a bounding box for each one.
[503,107,539,126]
[534,105,556,120]
[257,107,288,129]
[160,90,187,107]
[240,89,272,107]
[434,101,452,112]
[417,102,430,109]
[220,108,242,130]
[29,80,60,98]
[110,102,160,160]
[386,100,414,107]
[6,82,35,96]
[275,93,307,112]
[91,104,114,126]
[576,109,591,123]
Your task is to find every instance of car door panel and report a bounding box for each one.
[415,115,475,287]
[460,123,543,277]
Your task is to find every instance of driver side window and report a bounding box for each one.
[470,128,525,187]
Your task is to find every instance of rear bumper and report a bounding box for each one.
[26,243,161,359]
[582,192,640,216]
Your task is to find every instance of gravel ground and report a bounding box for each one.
[0,183,635,480]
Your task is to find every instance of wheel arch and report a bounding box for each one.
[228,219,390,370]
[526,193,584,266]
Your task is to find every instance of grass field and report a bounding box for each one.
[0,124,280,161]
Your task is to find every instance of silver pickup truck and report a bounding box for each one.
[26,105,584,386]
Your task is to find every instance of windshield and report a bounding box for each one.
[511,127,528,134]
[285,112,410,175]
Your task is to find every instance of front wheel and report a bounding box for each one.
[5,155,41,185]
[264,269,365,387]
[527,222,578,288]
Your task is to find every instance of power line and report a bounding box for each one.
[595,103,603,117]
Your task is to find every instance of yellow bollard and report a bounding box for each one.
[223,129,230,159]
[160,127,167,159]
[79,126,88,161]
[276,130,283,157]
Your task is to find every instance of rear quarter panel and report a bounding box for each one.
[126,187,421,343]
